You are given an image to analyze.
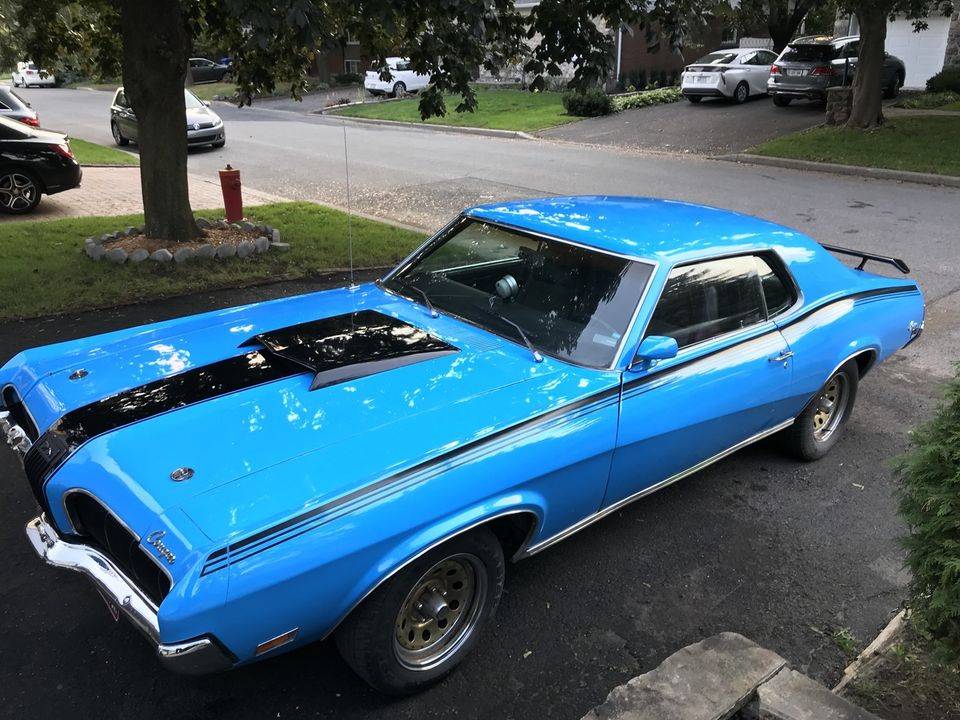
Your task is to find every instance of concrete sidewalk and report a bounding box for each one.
[0,166,284,223]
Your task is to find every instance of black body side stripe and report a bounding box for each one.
[201,388,622,571]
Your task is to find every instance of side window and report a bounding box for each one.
[115,91,127,107]
[646,256,766,349]
[758,50,776,64]
[0,100,9,111]
[740,52,756,65]
[755,255,793,318]
[396,60,410,72]
[843,41,859,58]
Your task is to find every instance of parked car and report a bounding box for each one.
[768,35,906,106]
[188,57,231,84]
[0,85,40,127]
[0,115,81,214]
[11,61,56,88]
[3,197,923,693]
[364,57,431,96]
[110,87,226,148]
[681,48,779,103]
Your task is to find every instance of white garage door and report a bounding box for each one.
[885,14,950,88]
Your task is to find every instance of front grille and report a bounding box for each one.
[23,431,70,528]
[187,121,216,129]
[65,493,172,606]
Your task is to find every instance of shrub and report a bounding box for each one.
[333,72,363,85]
[895,91,960,109]
[926,66,960,94]
[897,365,960,662]
[562,88,613,116]
[610,86,682,112]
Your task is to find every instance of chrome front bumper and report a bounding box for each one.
[25,515,233,674]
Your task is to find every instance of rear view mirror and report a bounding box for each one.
[630,335,678,370]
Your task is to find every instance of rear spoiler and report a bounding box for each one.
[820,243,910,274]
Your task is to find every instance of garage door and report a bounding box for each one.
[885,14,950,88]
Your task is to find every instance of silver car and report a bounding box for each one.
[768,35,906,106]
[110,87,226,148]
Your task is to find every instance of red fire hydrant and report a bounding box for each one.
[219,164,243,223]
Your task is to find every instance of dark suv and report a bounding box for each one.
[767,35,906,106]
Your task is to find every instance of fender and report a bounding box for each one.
[321,503,543,640]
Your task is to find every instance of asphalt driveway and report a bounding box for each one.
[541,95,825,154]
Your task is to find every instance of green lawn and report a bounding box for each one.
[750,117,960,177]
[0,201,424,320]
[189,82,236,101]
[69,138,138,166]
[331,87,579,132]
[942,101,960,111]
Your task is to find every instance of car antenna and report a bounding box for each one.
[342,119,356,288]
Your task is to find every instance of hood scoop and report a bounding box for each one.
[240,310,458,391]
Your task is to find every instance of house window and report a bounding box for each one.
[721,27,738,45]
[346,32,360,45]
[344,59,361,75]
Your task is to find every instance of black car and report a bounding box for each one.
[188,57,230,83]
[768,35,906,106]
[0,115,82,214]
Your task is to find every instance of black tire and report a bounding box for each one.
[773,95,792,107]
[335,527,504,695]
[781,360,859,462]
[211,139,226,148]
[111,121,128,146]
[686,95,702,104]
[392,81,407,97]
[884,73,902,100]
[0,169,42,215]
[733,81,749,104]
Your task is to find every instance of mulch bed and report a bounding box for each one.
[103,226,260,254]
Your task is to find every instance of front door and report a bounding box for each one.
[604,253,797,508]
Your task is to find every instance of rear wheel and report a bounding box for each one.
[392,81,407,98]
[335,527,504,695]
[733,81,749,104]
[884,73,902,99]
[0,170,42,214]
[686,95,702,104]
[111,121,128,146]
[773,95,792,107]
[781,360,859,461]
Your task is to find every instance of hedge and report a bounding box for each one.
[611,87,682,112]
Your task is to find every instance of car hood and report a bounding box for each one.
[185,106,220,125]
[8,285,609,556]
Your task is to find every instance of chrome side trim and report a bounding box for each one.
[25,514,160,639]
[320,508,539,641]
[516,418,796,559]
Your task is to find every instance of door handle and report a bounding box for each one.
[769,350,794,363]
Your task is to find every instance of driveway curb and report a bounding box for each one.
[717,153,960,188]
[833,610,907,693]
[321,114,537,140]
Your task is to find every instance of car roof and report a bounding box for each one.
[790,35,857,46]
[465,196,817,265]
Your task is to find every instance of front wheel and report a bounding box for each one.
[781,360,859,461]
[392,81,407,98]
[335,527,504,695]
[884,74,902,99]
[773,95,792,107]
[111,121,128,146]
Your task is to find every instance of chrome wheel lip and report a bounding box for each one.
[813,372,849,442]
[393,553,486,671]
[0,173,37,211]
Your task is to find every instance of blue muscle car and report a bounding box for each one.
[0,197,924,694]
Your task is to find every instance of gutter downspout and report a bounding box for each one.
[615,27,623,83]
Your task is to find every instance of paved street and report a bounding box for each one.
[2,86,960,720]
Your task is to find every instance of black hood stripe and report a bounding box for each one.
[25,311,459,495]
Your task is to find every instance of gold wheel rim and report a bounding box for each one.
[813,373,849,442]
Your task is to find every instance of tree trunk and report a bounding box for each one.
[118,0,200,241]
[846,5,887,129]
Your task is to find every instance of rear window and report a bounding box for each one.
[0,115,31,139]
[693,52,739,65]
[780,44,839,62]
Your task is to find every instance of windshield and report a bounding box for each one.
[384,220,653,367]
[693,52,739,65]
[184,89,204,109]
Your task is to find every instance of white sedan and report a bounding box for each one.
[364,57,430,96]
[12,62,56,88]
[681,48,778,104]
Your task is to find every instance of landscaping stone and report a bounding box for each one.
[254,236,270,253]
[271,227,281,243]
[241,221,255,232]
[237,239,255,258]
[174,247,196,263]
[825,87,853,126]
[84,236,96,248]
[750,669,880,720]
[87,244,105,261]
[582,633,787,720]
[216,242,238,259]
[128,248,149,264]
[196,217,211,229]
[150,248,173,263]
[100,233,114,243]
[124,226,137,236]
[271,241,291,252]
[217,219,229,229]
[105,248,128,264]
[195,243,217,259]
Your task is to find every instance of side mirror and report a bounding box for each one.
[203,100,211,107]
[630,335,678,371]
